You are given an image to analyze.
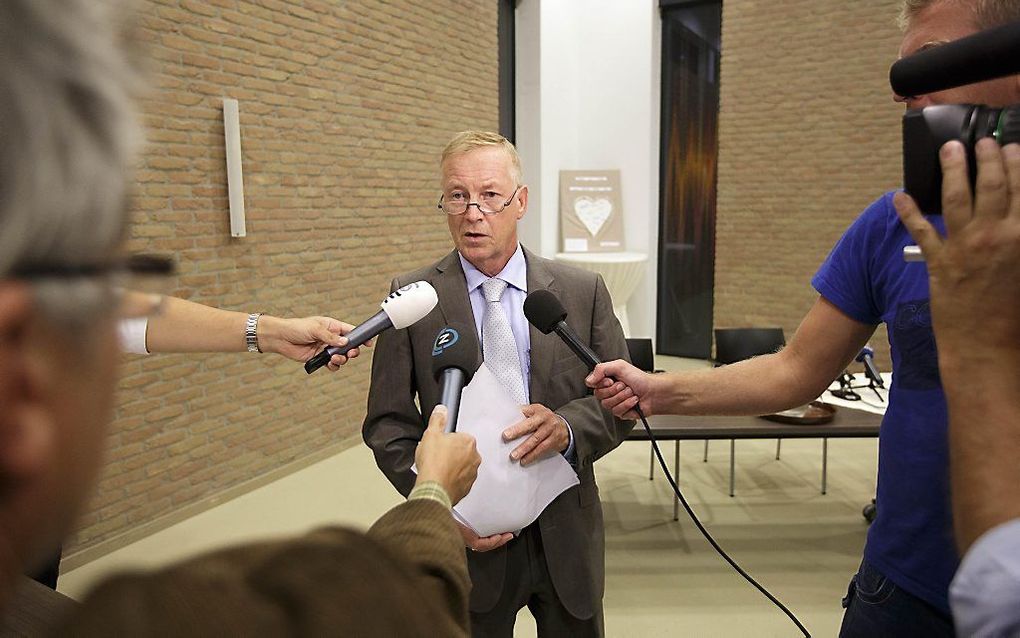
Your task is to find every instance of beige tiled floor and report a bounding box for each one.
[60,357,878,637]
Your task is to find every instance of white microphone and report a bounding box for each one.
[304,281,438,374]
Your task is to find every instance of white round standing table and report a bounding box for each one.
[553,251,648,335]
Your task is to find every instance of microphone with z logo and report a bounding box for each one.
[431,324,476,433]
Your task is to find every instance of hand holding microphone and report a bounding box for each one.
[524,289,653,419]
[430,325,476,433]
[304,281,438,374]
[414,405,480,506]
[586,361,657,419]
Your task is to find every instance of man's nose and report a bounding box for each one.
[463,204,486,223]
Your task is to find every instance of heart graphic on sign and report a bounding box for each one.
[574,197,613,238]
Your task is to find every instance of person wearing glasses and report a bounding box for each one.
[0,0,481,634]
[363,130,633,637]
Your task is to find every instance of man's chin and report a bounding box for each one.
[456,243,490,260]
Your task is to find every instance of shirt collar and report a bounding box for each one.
[460,244,528,294]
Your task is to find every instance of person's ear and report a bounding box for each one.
[0,283,56,482]
[516,185,529,220]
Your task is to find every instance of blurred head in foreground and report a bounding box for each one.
[0,0,138,590]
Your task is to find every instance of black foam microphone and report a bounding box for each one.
[304,281,438,374]
[889,19,1020,98]
[430,325,476,433]
[855,345,885,390]
[523,289,601,370]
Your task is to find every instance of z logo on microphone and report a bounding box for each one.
[432,327,459,356]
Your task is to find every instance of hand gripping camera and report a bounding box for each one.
[891,19,1020,217]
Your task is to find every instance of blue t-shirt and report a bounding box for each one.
[812,191,954,613]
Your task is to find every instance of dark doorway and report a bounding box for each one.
[656,0,721,358]
[498,0,516,142]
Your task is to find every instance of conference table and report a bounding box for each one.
[626,409,882,520]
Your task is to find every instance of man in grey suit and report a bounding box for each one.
[363,130,633,637]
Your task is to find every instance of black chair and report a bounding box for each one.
[706,328,786,494]
[714,327,786,365]
[626,338,656,373]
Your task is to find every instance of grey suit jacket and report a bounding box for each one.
[362,246,633,618]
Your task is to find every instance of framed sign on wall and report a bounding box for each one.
[559,169,624,253]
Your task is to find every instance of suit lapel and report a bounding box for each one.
[434,250,483,370]
[523,247,558,406]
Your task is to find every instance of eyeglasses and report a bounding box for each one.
[11,253,175,280]
[438,185,521,216]
[11,253,176,317]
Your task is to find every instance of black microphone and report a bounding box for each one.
[430,325,476,433]
[855,345,885,390]
[889,19,1020,98]
[304,281,438,374]
[523,289,601,370]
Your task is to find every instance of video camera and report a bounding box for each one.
[891,19,1020,216]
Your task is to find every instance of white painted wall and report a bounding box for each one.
[515,0,660,339]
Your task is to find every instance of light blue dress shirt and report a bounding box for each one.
[950,517,1020,637]
[458,244,575,459]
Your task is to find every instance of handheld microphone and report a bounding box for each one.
[430,325,476,433]
[855,345,884,389]
[523,289,601,370]
[304,281,438,374]
[889,19,1020,98]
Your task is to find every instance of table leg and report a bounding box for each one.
[729,439,736,497]
[776,439,782,460]
[703,440,709,462]
[674,440,680,521]
[821,438,829,495]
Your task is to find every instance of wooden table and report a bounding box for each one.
[626,409,882,519]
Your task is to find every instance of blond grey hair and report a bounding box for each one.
[441,131,523,185]
[898,0,1020,31]
[0,0,139,320]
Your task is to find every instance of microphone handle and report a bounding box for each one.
[304,310,392,374]
[437,368,466,433]
[554,321,602,370]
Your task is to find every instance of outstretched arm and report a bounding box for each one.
[126,294,362,369]
[588,297,875,418]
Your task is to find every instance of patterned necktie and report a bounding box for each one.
[481,278,528,405]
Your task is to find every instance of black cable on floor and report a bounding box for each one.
[635,406,812,638]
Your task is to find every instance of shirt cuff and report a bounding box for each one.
[950,517,1020,638]
[117,317,150,355]
[557,414,576,462]
[408,480,452,510]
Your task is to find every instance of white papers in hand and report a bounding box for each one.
[452,365,579,537]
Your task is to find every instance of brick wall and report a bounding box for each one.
[715,0,904,362]
[67,0,498,557]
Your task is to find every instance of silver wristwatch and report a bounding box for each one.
[246,313,263,353]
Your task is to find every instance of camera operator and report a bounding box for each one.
[587,1,1020,635]
[898,138,1020,637]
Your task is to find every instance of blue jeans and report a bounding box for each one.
[838,559,954,638]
